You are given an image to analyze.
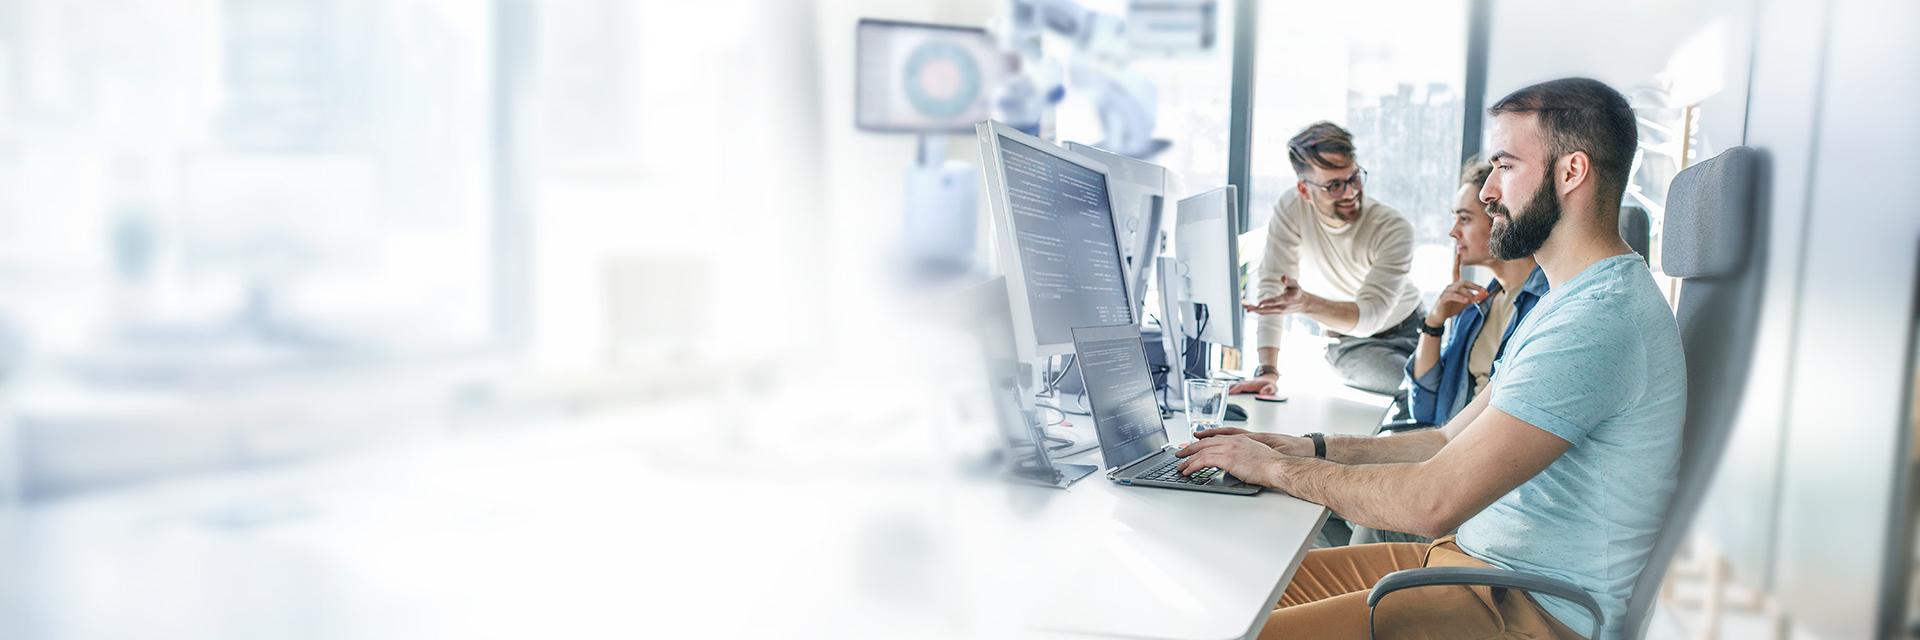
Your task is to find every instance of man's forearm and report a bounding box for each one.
[1262,456,1448,537]
[1258,346,1279,369]
[1306,297,1360,334]
[1323,429,1447,465]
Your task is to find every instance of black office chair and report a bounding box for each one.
[1621,204,1652,264]
[1365,146,1768,639]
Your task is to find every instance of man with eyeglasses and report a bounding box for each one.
[1232,122,1424,397]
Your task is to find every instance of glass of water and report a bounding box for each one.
[1183,379,1232,433]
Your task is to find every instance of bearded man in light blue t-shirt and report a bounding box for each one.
[1180,77,1686,640]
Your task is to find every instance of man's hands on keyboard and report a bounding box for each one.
[1143,459,1223,484]
[1191,427,1314,458]
[1174,434,1288,487]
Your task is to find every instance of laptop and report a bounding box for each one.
[1070,324,1260,495]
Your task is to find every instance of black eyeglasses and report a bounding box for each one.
[1301,167,1367,196]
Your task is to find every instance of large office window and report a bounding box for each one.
[1246,0,1471,294]
[525,0,820,371]
[1043,1,1241,332]
[0,0,499,501]
[0,0,497,359]
[1052,1,1240,206]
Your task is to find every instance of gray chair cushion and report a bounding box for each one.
[1661,146,1760,278]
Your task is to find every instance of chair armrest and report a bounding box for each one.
[1365,567,1602,639]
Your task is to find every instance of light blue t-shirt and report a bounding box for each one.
[1455,254,1686,639]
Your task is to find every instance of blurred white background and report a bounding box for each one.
[0,0,1915,638]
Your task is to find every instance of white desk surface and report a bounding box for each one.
[0,346,1393,640]
[959,371,1393,640]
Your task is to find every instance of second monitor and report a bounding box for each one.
[1063,140,1167,325]
[1174,185,1243,350]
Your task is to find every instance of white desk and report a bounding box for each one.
[955,377,1393,640]
[0,355,1393,640]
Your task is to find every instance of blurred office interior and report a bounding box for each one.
[0,1,1917,638]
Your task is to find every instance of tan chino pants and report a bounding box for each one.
[1258,536,1586,639]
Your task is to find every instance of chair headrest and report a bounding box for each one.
[1660,146,1761,279]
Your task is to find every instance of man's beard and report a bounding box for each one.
[1489,177,1562,260]
[1323,194,1361,223]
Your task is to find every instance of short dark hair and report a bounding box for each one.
[1461,155,1493,189]
[1287,121,1357,175]
[1488,77,1638,212]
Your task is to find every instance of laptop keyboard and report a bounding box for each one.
[1139,458,1222,484]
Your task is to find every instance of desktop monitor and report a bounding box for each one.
[1174,186,1242,349]
[855,19,1003,133]
[977,120,1138,361]
[1062,141,1167,325]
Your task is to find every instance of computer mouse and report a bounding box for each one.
[1224,403,1249,422]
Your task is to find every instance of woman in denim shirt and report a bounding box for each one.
[1404,159,1550,427]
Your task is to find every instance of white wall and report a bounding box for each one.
[1769,0,1920,636]
[1691,0,1821,591]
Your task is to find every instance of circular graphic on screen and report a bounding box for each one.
[902,40,981,118]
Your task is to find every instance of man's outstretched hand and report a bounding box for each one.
[1243,275,1316,316]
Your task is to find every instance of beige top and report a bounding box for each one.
[1466,285,1518,397]
[1255,192,1421,348]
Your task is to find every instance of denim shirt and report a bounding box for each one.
[1403,266,1550,425]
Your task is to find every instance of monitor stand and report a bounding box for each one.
[1004,451,1098,489]
[997,407,1099,489]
